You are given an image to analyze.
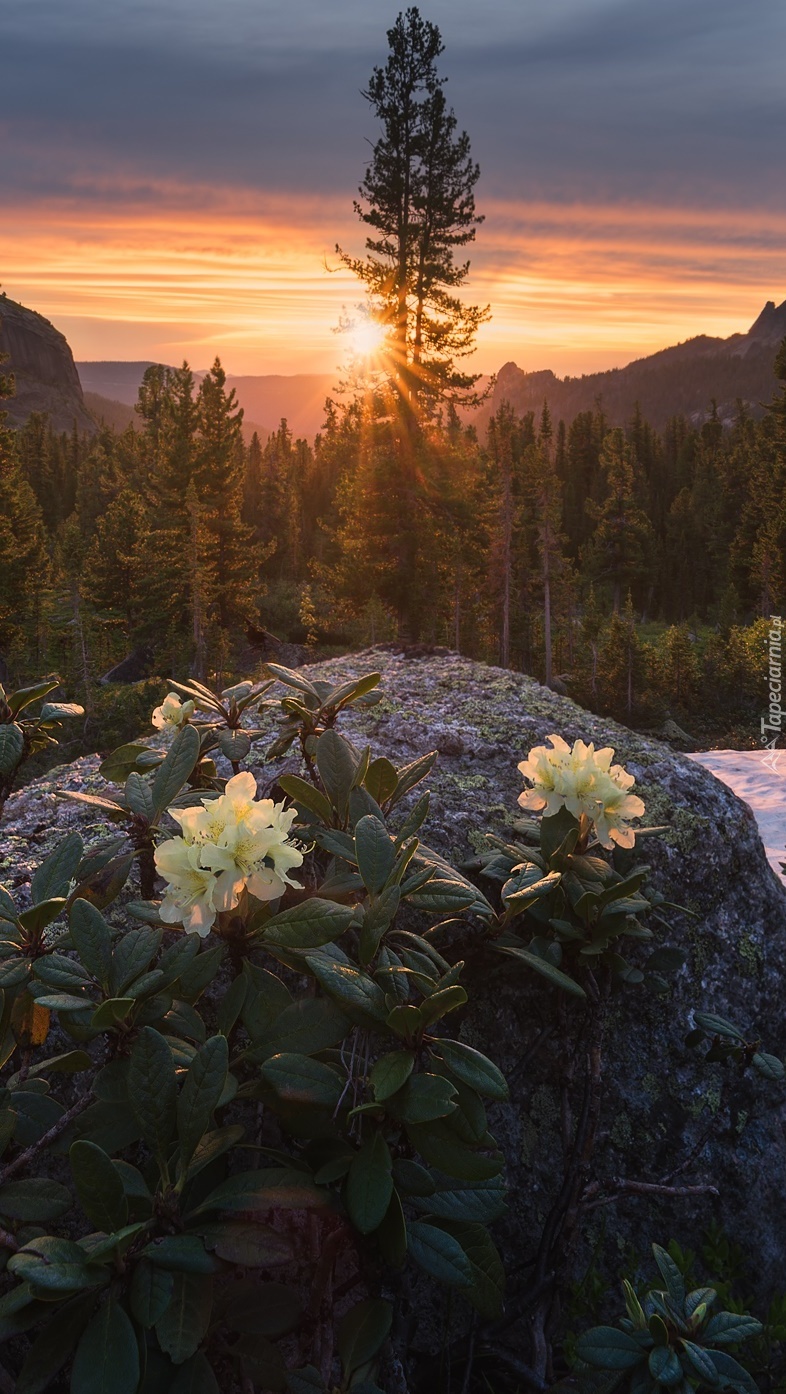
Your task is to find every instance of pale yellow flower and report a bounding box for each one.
[155,772,304,933]
[518,735,644,849]
[152,693,195,730]
[155,838,236,936]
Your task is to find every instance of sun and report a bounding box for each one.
[350,319,388,358]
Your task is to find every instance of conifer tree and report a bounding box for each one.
[0,336,48,662]
[583,429,655,611]
[529,402,565,686]
[195,359,256,636]
[338,7,488,408]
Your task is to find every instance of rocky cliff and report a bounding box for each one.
[3,648,786,1301]
[0,294,96,433]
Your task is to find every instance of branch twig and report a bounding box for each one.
[582,1178,719,1211]
[0,1093,92,1185]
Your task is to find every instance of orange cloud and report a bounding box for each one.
[2,186,784,376]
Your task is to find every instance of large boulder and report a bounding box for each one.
[0,294,96,433]
[3,648,786,1306]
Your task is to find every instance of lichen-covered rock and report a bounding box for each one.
[3,648,786,1302]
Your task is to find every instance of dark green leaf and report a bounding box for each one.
[0,884,18,924]
[99,742,159,782]
[419,985,468,1026]
[21,1049,92,1081]
[706,1350,760,1394]
[151,725,201,818]
[652,1243,686,1304]
[648,1346,682,1385]
[432,1040,509,1101]
[338,1298,392,1377]
[128,1027,177,1156]
[576,1326,645,1370]
[316,729,357,816]
[264,898,355,949]
[196,1220,293,1267]
[155,1271,213,1365]
[70,1141,128,1232]
[406,1119,502,1182]
[69,900,112,987]
[0,1177,71,1222]
[306,955,388,1028]
[407,1220,473,1288]
[193,1168,327,1217]
[184,1125,245,1183]
[144,1236,217,1274]
[389,751,437,807]
[169,1352,220,1394]
[129,1259,174,1328]
[39,700,84,721]
[90,998,135,1030]
[325,672,381,710]
[496,944,586,997]
[405,877,476,913]
[412,1176,507,1224]
[109,927,162,996]
[278,775,334,825]
[704,1312,763,1345]
[71,852,136,911]
[681,1340,720,1384]
[125,771,154,819]
[265,663,319,696]
[9,677,61,715]
[389,1073,457,1124]
[445,1220,505,1319]
[370,1051,414,1102]
[262,1053,343,1108]
[355,815,396,895]
[0,723,24,775]
[540,806,580,860]
[364,757,398,807]
[248,997,350,1061]
[70,1293,139,1394]
[176,945,224,1003]
[14,1293,95,1394]
[177,1035,228,1169]
[8,1237,97,1294]
[31,833,83,905]
[693,1012,745,1042]
[359,885,400,962]
[217,729,251,763]
[346,1131,393,1234]
[752,1051,785,1081]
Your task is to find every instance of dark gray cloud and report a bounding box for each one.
[2,0,784,211]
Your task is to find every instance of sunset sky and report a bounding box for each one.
[2,0,785,377]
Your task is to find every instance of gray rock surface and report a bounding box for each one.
[3,648,786,1300]
[0,294,96,433]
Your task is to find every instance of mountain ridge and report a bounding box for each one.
[480,298,786,433]
[78,298,786,439]
[4,292,783,441]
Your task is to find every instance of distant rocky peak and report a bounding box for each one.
[746,298,786,344]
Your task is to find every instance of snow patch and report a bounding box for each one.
[688,749,786,881]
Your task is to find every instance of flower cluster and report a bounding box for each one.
[518,734,645,849]
[154,772,303,935]
[152,693,195,730]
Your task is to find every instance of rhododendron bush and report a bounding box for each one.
[0,666,773,1393]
